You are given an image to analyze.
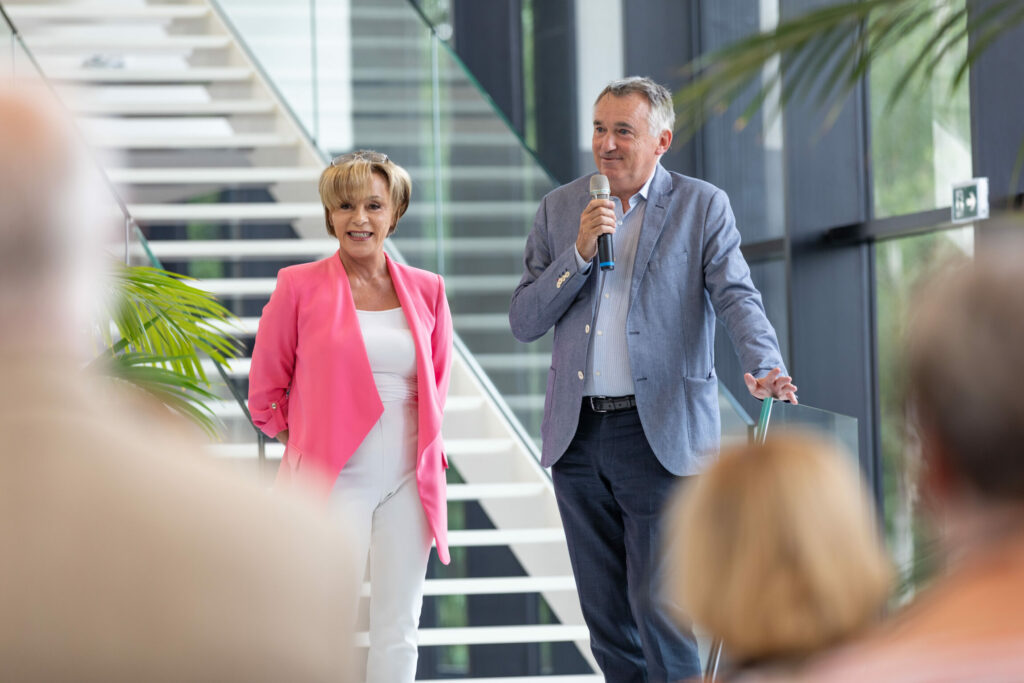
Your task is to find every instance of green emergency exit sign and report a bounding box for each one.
[952,178,989,223]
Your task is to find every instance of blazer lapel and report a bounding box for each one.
[629,164,674,304]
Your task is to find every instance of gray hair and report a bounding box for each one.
[908,242,1024,500]
[594,76,675,135]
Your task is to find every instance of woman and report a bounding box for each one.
[248,150,453,682]
[664,430,892,681]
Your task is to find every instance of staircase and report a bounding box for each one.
[2,0,597,679]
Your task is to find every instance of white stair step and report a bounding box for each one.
[131,202,318,221]
[441,438,516,456]
[191,278,276,297]
[447,528,565,547]
[475,354,553,371]
[109,165,545,185]
[128,201,533,222]
[451,313,512,332]
[391,237,526,255]
[188,274,522,297]
[446,395,486,412]
[208,394,485,417]
[75,100,276,115]
[49,67,252,83]
[110,167,321,184]
[372,575,576,597]
[446,483,547,501]
[354,98,494,116]
[142,237,524,260]
[505,394,547,411]
[355,624,589,647]
[210,399,250,418]
[23,34,231,51]
[355,129,518,147]
[209,437,516,461]
[93,133,296,149]
[3,5,210,20]
[444,274,524,293]
[143,239,337,260]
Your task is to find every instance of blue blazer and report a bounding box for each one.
[509,164,785,475]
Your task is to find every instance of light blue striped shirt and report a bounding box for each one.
[574,168,656,397]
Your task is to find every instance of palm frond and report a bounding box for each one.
[673,0,1022,143]
[96,351,223,437]
[93,264,242,437]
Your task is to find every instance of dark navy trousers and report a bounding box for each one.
[551,402,700,682]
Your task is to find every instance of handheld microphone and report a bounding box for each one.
[589,174,614,271]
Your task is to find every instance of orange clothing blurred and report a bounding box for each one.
[785,531,1024,681]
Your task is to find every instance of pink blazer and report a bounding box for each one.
[248,252,453,564]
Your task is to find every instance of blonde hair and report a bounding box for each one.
[318,151,411,237]
[665,430,892,664]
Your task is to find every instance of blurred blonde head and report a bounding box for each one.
[319,150,411,237]
[666,430,892,664]
[0,85,112,349]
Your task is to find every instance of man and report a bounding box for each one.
[509,76,797,681]
[788,246,1024,681]
[0,89,356,681]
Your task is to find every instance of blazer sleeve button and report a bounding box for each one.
[271,402,278,410]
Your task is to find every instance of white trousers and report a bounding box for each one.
[330,398,433,683]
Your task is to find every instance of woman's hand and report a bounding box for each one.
[276,429,289,445]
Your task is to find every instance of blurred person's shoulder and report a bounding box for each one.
[795,537,1024,681]
[0,359,355,682]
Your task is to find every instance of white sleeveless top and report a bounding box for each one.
[356,307,418,402]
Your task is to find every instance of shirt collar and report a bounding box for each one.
[620,164,658,212]
[637,164,658,201]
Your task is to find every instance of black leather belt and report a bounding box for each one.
[585,395,637,413]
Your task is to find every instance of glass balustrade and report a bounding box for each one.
[705,397,861,681]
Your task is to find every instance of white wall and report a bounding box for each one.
[574,0,624,171]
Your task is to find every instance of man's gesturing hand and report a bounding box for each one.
[744,367,798,404]
[576,198,616,262]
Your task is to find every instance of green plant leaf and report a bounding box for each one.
[93,264,242,437]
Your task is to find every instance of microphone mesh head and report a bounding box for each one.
[589,174,610,197]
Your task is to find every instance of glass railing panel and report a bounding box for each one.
[423,26,558,439]
[214,1,327,147]
[758,399,860,467]
[1,9,12,79]
[704,398,860,680]
[719,384,755,447]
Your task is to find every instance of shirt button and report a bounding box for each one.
[595,371,602,377]
[604,293,610,299]
[617,220,622,226]
[577,371,584,380]
[597,330,603,336]
[585,324,591,334]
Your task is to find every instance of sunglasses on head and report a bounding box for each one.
[331,150,389,166]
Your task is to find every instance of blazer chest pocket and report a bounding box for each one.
[649,248,688,273]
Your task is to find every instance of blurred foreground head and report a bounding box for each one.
[0,86,356,681]
[666,431,891,665]
[0,87,111,350]
[908,243,1024,503]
